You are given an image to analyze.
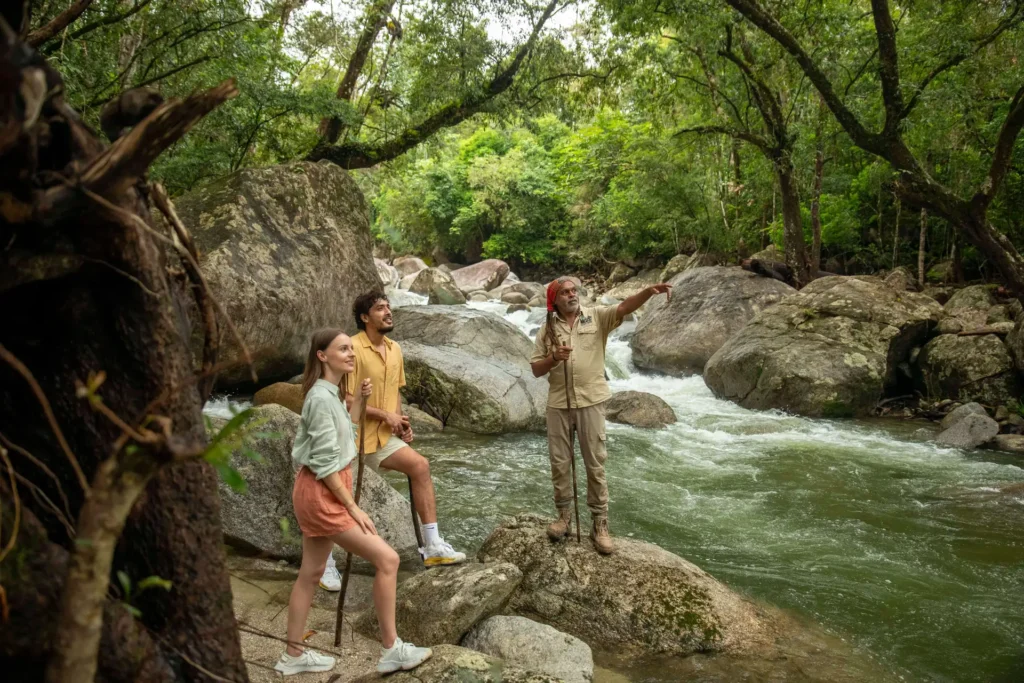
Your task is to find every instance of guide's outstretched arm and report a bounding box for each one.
[616,283,673,319]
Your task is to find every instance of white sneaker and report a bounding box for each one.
[319,563,341,592]
[274,649,336,675]
[377,637,432,673]
[420,538,467,567]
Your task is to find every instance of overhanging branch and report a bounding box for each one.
[26,0,94,47]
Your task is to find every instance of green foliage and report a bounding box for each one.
[117,570,173,618]
[202,408,276,494]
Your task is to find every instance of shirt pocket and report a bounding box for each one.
[577,326,598,352]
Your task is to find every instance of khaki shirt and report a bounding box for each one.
[344,331,406,454]
[531,305,622,409]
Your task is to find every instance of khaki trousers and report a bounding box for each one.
[546,403,608,517]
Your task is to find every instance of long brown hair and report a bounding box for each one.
[301,327,346,397]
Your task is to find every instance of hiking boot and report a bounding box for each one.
[377,637,432,673]
[547,507,573,540]
[591,517,614,555]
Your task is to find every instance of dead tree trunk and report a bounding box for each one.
[0,11,246,682]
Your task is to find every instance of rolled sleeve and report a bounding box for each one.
[531,322,551,364]
[305,398,344,480]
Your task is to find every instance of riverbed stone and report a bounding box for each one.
[463,616,593,683]
[409,267,468,305]
[915,334,1020,405]
[604,391,676,428]
[453,259,511,293]
[349,645,560,683]
[354,563,522,645]
[502,291,530,305]
[390,307,547,433]
[506,282,546,301]
[605,268,661,301]
[940,402,988,430]
[209,405,418,566]
[252,382,304,415]
[175,160,380,387]
[704,275,941,417]
[633,266,795,376]
[405,404,443,433]
[988,434,1024,455]
[935,413,1000,449]
[477,514,779,657]
[394,255,428,278]
[943,285,996,329]
[376,258,400,288]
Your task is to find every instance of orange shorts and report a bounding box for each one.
[292,465,357,537]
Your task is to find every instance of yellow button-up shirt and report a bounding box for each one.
[531,305,621,409]
[344,331,406,454]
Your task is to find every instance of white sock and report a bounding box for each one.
[325,552,336,570]
[421,523,440,546]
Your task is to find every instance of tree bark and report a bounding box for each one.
[918,208,927,288]
[0,15,246,682]
[777,161,810,285]
[810,134,824,274]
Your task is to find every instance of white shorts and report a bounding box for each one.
[364,434,408,472]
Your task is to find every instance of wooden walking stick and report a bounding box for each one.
[334,411,367,647]
[397,407,426,550]
[548,313,582,543]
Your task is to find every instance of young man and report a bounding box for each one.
[530,276,671,554]
[320,291,465,590]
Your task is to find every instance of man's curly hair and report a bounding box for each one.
[353,290,389,331]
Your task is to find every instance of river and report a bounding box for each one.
[206,298,1024,682]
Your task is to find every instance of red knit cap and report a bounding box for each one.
[546,279,560,312]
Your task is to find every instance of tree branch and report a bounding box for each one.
[723,0,886,156]
[674,124,771,152]
[308,0,559,168]
[973,83,1024,212]
[870,0,905,136]
[26,0,94,47]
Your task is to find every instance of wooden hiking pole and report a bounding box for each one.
[334,411,367,646]
[549,317,582,543]
[408,476,425,548]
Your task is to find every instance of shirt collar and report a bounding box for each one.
[357,331,392,349]
[314,378,340,396]
[554,307,587,324]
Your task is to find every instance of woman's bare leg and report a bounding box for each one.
[285,535,334,656]
[331,527,400,647]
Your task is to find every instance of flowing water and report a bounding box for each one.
[207,300,1024,682]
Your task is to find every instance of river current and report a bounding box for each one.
[206,297,1024,682]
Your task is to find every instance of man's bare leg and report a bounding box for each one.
[379,445,465,566]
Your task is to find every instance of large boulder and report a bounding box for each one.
[252,382,304,414]
[478,515,779,657]
[603,391,676,428]
[390,307,547,433]
[350,645,560,683]
[375,258,400,288]
[604,268,661,301]
[1006,318,1024,372]
[410,267,467,305]
[393,255,428,278]
[915,334,1020,405]
[943,285,996,329]
[354,563,522,645]
[175,161,379,387]
[632,267,795,376]
[506,282,546,301]
[452,259,511,293]
[502,291,530,305]
[209,405,418,566]
[935,413,1000,449]
[660,254,692,282]
[704,276,942,417]
[463,616,593,683]
[883,266,918,292]
[940,401,988,430]
[605,263,635,287]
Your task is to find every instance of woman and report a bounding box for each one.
[275,328,432,675]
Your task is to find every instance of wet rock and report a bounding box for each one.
[528,296,545,308]
[502,291,530,305]
[463,616,593,683]
[478,515,781,657]
[405,404,443,433]
[175,161,379,387]
[505,282,546,301]
[605,269,661,301]
[376,258,400,288]
[507,303,530,314]
[349,645,559,683]
[632,266,793,377]
[604,391,677,428]
[935,413,1000,449]
[390,307,547,433]
[253,382,304,415]
[995,405,1010,422]
[705,276,941,418]
[469,291,491,303]
[354,563,522,645]
[208,405,418,565]
[940,402,988,430]
[915,334,1020,405]
[988,434,1024,455]
[385,286,426,308]
[453,259,511,293]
